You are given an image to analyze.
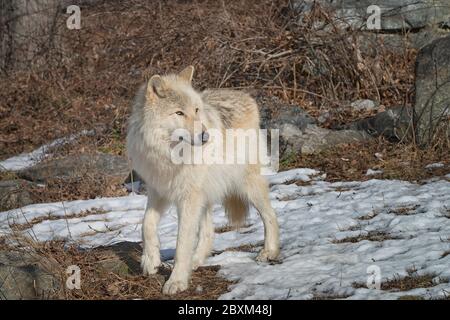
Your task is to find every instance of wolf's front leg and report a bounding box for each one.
[142,195,168,275]
[162,196,203,295]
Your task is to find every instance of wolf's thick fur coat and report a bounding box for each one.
[126,66,279,294]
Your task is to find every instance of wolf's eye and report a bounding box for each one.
[195,108,199,113]
[175,111,184,116]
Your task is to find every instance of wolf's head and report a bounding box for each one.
[143,66,209,147]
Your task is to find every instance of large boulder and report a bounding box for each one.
[17,153,129,184]
[258,95,316,133]
[295,0,450,31]
[279,124,371,156]
[257,95,371,156]
[93,241,143,277]
[349,106,414,141]
[0,250,59,299]
[356,28,450,54]
[294,0,450,52]
[414,35,450,145]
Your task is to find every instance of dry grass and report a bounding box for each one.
[224,243,260,253]
[379,274,441,291]
[311,291,351,300]
[333,231,400,244]
[389,205,420,216]
[357,210,380,221]
[215,223,252,233]
[24,175,128,204]
[210,242,262,257]
[2,236,233,300]
[0,0,418,161]
[352,268,449,292]
[0,170,19,181]
[1,0,444,185]
[0,166,128,211]
[9,209,107,232]
[283,138,449,182]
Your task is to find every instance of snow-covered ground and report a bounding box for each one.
[1,168,449,299]
[0,130,93,171]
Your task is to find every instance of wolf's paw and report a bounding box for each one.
[191,256,205,270]
[141,254,160,275]
[162,278,188,295]
[256,248,280,263]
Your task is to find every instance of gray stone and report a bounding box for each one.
[92,241,167,282]
[257,95,371,156]
[414,35,450,145]
[0,251,59,300]
[350,106,414,141]
[279,124,371,156]
[295,0,450,31]
[0,180,35,212]
[257,95,316,132]
[94,241,143,276]
[17,153,130,184]
[356,28,450,54]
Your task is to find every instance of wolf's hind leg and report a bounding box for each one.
[192,206,214,270]
[244,174,280,261]
[142,194,168,275]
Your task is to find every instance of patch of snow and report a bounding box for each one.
[425,163,444,169]
[0,130,94,171]
[1,168,449,300]
[366,169,383,176]
[266,168,320,185]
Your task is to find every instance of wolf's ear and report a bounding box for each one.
[178,65,194,83]
[146,75,167,101]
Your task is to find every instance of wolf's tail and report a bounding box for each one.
[223,194,249,228]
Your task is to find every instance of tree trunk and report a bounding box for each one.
[0,0,60,73]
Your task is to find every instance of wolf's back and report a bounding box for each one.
[202,89,260,130]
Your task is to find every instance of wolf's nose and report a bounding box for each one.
[201,131,209,144]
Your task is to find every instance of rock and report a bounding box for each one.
[409,28,450,50]
[94,241,143,276]
[349,106,413,141]
[295,0,450,31]
[279,124,371,156]
[0,179,35,212]
[93,241,167,282]
[257,95,316,132]
[257,95,371,156]
[356,28,450,54]
[17,153,129,184]
[350,99,379,111]
[0,250,59,299]
[294,1,450,52]
[317,111,331,124]
[414,35,450,145]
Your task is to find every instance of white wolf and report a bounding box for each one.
[126,66,280,295]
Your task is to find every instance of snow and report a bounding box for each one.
[366,169,383,176]
[1,169,450,300]
[425,163,445,169]
[0,130,93,171]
